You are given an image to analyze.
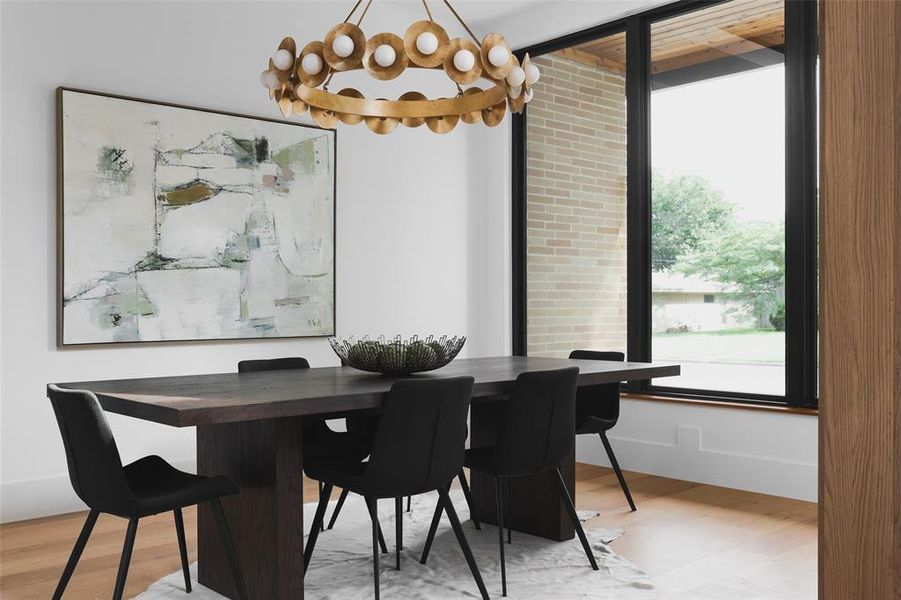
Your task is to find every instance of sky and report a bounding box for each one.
[651,64,785,223]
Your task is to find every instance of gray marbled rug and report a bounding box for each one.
[137,490,656,599]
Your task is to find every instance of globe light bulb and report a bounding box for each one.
[301,53,323,75]
[332,34,355,58]
[487,45,510,68]
[508,84,522,99]
[260,70,281,90]
[453,49,475,72]
[416,32,439,55]
[524,63,541,85]
[272,49,294,71]
[374,44,396,67]
[506,66,525,87]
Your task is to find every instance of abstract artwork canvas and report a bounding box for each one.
[57,88,335,345]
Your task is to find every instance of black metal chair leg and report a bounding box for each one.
[438,487,491,600]
[366,497,381,600]
[554,467,599,570]
[457,469,481,530]
[210,499,251,600]
[600,431,636,511]
[112,518,139,600]
[52,509,98,600]
[365,497,389,554]
[505,478,512,545]
[304,482,334,572]
[420,488,447,564]
[327,488,349,530]
[495,478,507,597]
[174,508,192,593]
[318,481,325,531]
[395,497,403,570]
[406,495,411,512]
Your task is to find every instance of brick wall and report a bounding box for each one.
[525,54,627,358]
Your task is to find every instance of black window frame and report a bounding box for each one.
[511,0,819,409]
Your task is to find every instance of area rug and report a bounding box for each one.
[137,491,656,599]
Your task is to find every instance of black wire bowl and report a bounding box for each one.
[329,335,466,375]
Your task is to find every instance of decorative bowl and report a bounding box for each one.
[329,335,466,375]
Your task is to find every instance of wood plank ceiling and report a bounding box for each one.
[553,0,784,75]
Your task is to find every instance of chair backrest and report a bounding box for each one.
[47,385,135,514]
[238,357,310,372]
[569,350,624,424]
[491,367,580,475]
[364,377,474,496]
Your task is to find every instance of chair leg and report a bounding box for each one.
[505,478,512,545]
[365,497,388,554]
[438,487,490,600]
[210,498,250,600]
[457,469,481,530]
[495,477,507,597]
[112,518,139,600]
[554,467,599,571]
[327,488,349,530]
[600,431,637,511]
[419,488,447,564]
[304,482,334,573]
[406,495,412,513]
[366,497,381,600]
[173,508,192,593]
[395,497,403,570]
[52,509,98,600]
[318,481,325,531]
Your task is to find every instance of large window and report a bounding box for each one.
[649,2,786,396]
[524,32,627,358]
[513,0,818,407]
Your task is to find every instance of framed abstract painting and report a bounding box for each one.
[56,88,336,345]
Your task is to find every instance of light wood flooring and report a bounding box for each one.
[0,464,817,599]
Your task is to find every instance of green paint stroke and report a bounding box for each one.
[97,146,134,180]
[272,139,315,173]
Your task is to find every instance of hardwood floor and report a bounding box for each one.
[0,464,816,599]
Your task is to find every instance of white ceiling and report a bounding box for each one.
[393,1,565,25]
[389,0,670,47]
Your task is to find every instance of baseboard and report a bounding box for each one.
[0,458,197,523]
[575,426,817,502]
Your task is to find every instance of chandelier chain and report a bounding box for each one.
[443,0,481,47]
[356,0,374,26]
[422,0,433,21]
[343,0,363,23]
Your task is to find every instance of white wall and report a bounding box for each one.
[0,0,511,522]
[0,0,816,523]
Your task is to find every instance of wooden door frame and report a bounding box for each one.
[819,1,901,598]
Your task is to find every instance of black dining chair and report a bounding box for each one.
[236,357,388,543]
[47,385,248,600]
[304,377,490,600]
[422,367,598,597]
[568,350,636,511]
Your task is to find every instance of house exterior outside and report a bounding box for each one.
[652,271,746,333]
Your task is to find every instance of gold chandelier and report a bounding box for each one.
[259,0,540,134]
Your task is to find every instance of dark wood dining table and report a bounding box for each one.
[51,355,679,599]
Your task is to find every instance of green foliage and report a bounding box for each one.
[676,221,785,330]
[652,172,735,271]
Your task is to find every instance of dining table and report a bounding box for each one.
[51,355,679,599]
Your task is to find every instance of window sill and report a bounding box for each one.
[621,392,819,416]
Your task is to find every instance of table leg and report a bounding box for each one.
[197,417,304,599]
[469,402,575,542]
